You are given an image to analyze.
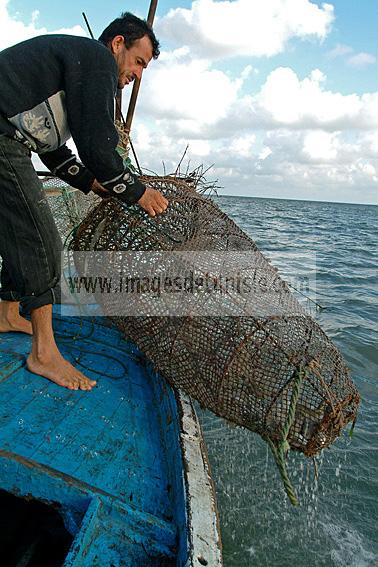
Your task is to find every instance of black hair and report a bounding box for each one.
[98,12,160,59]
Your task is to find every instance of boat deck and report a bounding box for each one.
[0,315,186,565]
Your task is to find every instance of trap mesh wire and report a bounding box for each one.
[43,172,360,503]
[43,177,97,243]
[68,176,360,454]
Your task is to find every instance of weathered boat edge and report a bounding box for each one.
[176,391,223,567]
[0,312,223,565]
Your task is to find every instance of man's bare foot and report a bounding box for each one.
[0,301,32,335]
[27,352,97,391]
[27,303,96,391]
[0,315,32,335]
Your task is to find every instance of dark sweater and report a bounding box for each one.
[0,34,145,203]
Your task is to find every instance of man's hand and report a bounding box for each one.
[137,187,168,217]
[91,179,110,198]
[91,180,168,216]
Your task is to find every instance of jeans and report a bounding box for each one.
[0,135,61,313]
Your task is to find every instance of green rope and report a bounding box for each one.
[281,367,305,443]
[349,416,357,438]
[267,366,305,506]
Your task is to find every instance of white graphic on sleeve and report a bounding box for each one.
[9,91,71,153]
[113,183,127,193]
[68,165,80,175]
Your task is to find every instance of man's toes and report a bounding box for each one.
[75,370,97,387]
[79,382,92,391]
[76,377,90,389]
[66,376,80,390]
[82,378,96,389]
[74,374,94,390]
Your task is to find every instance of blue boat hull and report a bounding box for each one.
[0,315,222,565]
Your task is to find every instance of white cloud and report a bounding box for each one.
[254,67,378,129]
[326,44,376,69]
[258,147,273,161]
[0,0,86,50]
[347,52,377,68]
[131,54,378,203]
[157,0,334,59]
[366,132,378,155]
[188,139,211,157]
[327,43,354,59]
[229,134,256,158]
[2,0,377,204]
[138,49,249,134]
[303,130,339,161]
[131,124,378,203]
[139,61,378,137]
[234,128,378,201]
[133,124,152,152]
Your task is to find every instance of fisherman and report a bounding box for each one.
[0,13,168,390]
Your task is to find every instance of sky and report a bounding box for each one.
[1,0,378,204]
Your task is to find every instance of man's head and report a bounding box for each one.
[99,12,160,89]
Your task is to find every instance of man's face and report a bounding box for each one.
[111,34,153,89]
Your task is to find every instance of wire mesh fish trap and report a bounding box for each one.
[43,176,97,242]
[63,174,360,503]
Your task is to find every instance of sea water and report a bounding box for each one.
[198,196,378,567]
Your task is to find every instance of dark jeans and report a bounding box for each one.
[0,135,61,313]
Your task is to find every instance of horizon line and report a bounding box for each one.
[216,193,378,207]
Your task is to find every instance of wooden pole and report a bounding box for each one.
[82,12,94,39]
[123,0,159,132]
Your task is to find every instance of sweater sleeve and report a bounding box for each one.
[39,144,95,194]
[63,45,145,205]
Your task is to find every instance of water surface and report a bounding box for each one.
[199,197,378,567]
